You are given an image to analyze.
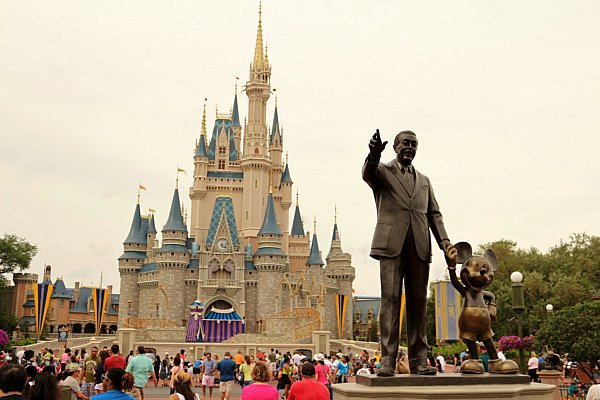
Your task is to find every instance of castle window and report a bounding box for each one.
[59,300,64,308]
[218,160,225,169]
[218,146,226,155]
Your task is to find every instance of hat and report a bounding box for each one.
[165,351,169,355]
[314,353,325,361]
[66,363,81,372]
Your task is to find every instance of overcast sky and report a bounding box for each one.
[2,1,599,296]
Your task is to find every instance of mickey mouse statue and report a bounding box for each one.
[446,242,519,374]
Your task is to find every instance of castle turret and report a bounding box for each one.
[232,90,242,153]
[118,202,147,326]
[325,213,355,339]
[288,192,310,273]
[146,212,158,257]
[254,192,285,320]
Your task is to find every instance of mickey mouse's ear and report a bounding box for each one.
[483,249,498,271]
[454,242,472,264]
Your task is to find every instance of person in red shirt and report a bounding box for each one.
[104,344,126,370]
[288,362,329,400]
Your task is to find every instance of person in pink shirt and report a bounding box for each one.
[313,354,332,400]
[240,362,277,400]
[288,363,329,400]
[60,348,72,372]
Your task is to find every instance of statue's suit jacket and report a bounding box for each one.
[362,157,449,262]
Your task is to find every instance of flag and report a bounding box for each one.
[33,282,54,338]
[335,294,348,338]
[434,280,462,343]
[92,288,109,336]
[149,208,156,213]
[177,167,186,174]
[139,184,146,191]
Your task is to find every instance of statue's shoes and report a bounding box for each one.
[377,367,395,377]
[489,359,519,374]
[411,365,437,375]
[461,359,485,374]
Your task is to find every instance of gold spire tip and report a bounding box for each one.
[335,205,338,223]
[313,215,317,234]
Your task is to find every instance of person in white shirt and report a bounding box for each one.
[356,365,371,376]
[586,383,600,400]
[436,353,446,373]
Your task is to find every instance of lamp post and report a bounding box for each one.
[510,271,525,374]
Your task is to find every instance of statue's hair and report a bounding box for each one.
[393,130,417,147]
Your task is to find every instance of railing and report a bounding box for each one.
[15,335,116,354]
[271,307,320,320]
[294,318,321,341]
[123,317,181,329]
[204,279,238,288]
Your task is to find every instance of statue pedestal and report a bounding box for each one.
[332,373,555,400]
[538,370,561,400]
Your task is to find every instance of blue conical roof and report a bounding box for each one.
[232,94,241,127]
[124,204,147,244]
[281,164,292,184]
[332,223,340,241]
[306,234,324,266]
[270,106,280,143]
[291,205,305,236]
[195,135,208,157]
[162,189,187,232]
[258,193,281,236]
[148,214,157,234]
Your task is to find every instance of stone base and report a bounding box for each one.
[333,379,555,400]
[356,373,531,386]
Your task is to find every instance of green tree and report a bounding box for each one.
[0,234,38,286]
[369,320,379,343]
[536,301,600,383]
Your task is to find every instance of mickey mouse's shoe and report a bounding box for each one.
[489,359,519,374]
[460,359,485,374]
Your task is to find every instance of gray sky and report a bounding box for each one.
[2,1,599,296]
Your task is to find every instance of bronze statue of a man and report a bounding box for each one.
[363,129,452,376]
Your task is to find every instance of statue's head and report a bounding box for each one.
[453,242,498,292]
[393,130,418,165]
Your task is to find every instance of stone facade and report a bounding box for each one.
[118,5,354,341]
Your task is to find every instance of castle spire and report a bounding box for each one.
[196,100,208,157]
[232,91,241,127]
[290,191,305,236]
[258,192,281,236]
[124,203,146,244]
[306,218,324,267]
[252,1,265,72]
[162,188,187,232]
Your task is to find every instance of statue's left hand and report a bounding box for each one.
[444,242,457,269]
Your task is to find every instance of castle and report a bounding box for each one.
[117,4,355,342]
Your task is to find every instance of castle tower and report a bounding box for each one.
[192,101,209,204]
[232,90,242,153]
[325,214,355,339]
[154,187,190,323]
[240,4,272,242]
[288,192,310,273]
[146,212,157,258]
[253,192,286,321]
[118,203,147,326]
[305,220,325,310]
[12,272,38,319]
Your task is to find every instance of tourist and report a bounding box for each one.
[239,356,253,388]
[216,352,237,400]
[27,370,59,400]
[93,368,134,400]
[452,352,461,373]
[240,362,277,400]
[159,355,170,388]
[436,353,446,373]
[169,357,183,395]
[313,354,332,400]
[0,364,27,400]
[60,349,71,373]
[105,346,125,371]
[233,352,244,368]
[94,351,111,394]
[587,382,600,400]
[192,357,202,388]
[277,359,293,399]
[61,364,89,400]
[288,363,329,400]
[125,346,155,400]
[82,347,101,399]
[336,356,349,383]
[168,372,198,400]
[528,352,539,382]
[200,352,217,400]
